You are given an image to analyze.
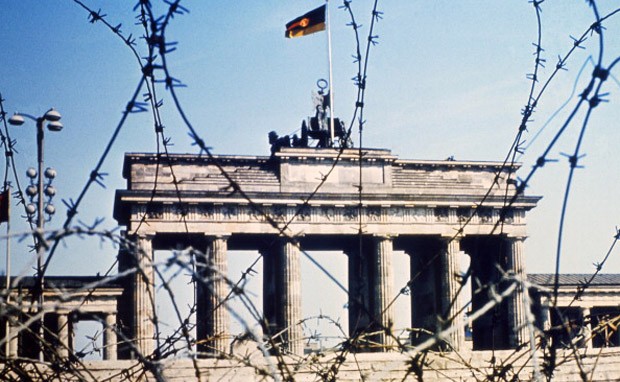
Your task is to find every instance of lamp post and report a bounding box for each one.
[8,108,62,361]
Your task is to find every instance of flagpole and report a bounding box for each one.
[326,0,335,145]
[4,190,10,357]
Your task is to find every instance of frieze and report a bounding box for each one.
[171,203,190,219]
[146,205,164,219]
[501,209,514,224]
[321,206,339,222]
[271,206,287,222]
[222,205,238,220]
[343,206,358,221]
[478,207,494,224]
[513,209,524,224]
[434,207,450,222]
[130,203,525,227]
[295,205,311,222]
[202,204,215,220]
[366,206,381,222]
[381,208,389,222]
[457,207,471,223]
[404,207,428,223]
[242,205,265,222]
[388,207,403,221]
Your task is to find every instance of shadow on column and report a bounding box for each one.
[397,236,444,350]
[260,238,281,354]
[462,235,511,350]
[346,235,397,353]
[256,235,304,356]
[345,236,376,352]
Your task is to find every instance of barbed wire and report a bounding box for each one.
[1,1,620,381]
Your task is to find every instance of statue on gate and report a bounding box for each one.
[268,79,352,155]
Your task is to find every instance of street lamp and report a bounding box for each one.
[8,108,62,361]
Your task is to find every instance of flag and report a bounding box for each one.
[0,190,8,223]
[285,5,326,38]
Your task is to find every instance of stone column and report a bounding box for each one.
[116,232,133,359]
[372,235,395,351]
[196,235,230,356]
[133,233,156,357]
[540,295,552,331]
[581,307,593,348]
[7,317,19,358]
[346,240,372,348]
[439,236,464,351]
[277,237,303,356]
[262,244,278,339]
[103,313,117,360]
[408,239,441,347]
[506,236,527,348]
[57,313,70,359]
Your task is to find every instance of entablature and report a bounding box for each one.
[117,198,530,238]
[116,149,539,239]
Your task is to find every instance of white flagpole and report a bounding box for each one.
[4,190,11,357]
[326,0,335,145]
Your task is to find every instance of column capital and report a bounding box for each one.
[373,233,396,241]
[204,233,231,241]
[257,235,301,255]
[439,234,462,243]
[131,231,156,241]
[276,233,304,245]
[505,235,527,242]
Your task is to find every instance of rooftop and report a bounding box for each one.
[528,273,620,287]
[1,276,122,289]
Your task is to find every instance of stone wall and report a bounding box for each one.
[4,348,620,381]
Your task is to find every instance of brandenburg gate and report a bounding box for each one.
[113,147,539,358]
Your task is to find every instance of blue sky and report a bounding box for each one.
[2,0,620,348]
